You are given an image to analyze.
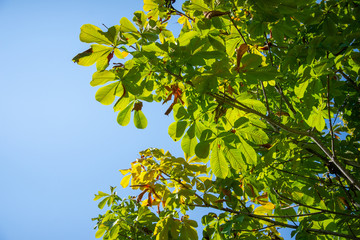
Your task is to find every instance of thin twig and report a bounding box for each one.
[327,75,335,159]
[337,69,360,93]
[228,13,247,45]
[274,84,297,115]
[273,189,360,219]
[264,32,273,66]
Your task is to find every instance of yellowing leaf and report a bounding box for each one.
[294,80,309,99]
[254,202,275,215]
[120,174,131,188]
[119,169,130,175]
[178,15,192,29]
[120,17,138,33]
[143,0,157,11]
[114,48,129,59]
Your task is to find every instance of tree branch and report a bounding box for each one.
[337,69,360,93]
[273,189,360,219]
[327,75,336,159]
[228,13,247,45]
[209,92,360,192]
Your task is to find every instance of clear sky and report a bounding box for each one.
[0,1,184,239]
[0,1,294,239]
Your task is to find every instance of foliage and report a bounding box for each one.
[74,0,360,239]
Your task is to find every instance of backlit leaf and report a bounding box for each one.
[134,110,148,129]
[117,102,134,126]
[80,24,112,45]
[210,142,228,178]
[120,174,131,188]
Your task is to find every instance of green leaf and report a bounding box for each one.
[120,17,138,33]
[117,102,134,126]
[225,148,247,171]
[195,141,210,159]
[168,121,188,141]
[98,197,109,209]
[178,31,198,46]
[185,0,210,11]
[95,82,120,105]
[80,24,112,45]
[294,80,309,99]
[238,136,257,165]
[237,126,269,145]
[307,108,325,132]
[210,142,228,178]
[95,228,106,238]
[208,35,225,52]
[134,110,148,129]
[239,98,267,115]
[91,70,116,87]
[181,125,197,157]
[226,38,241,57]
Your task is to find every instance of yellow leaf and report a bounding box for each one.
[254,202,275,215]
[120,174,131,188]
[143,0,157,11]
[119,169,130,175]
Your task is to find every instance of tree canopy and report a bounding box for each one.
[73,0,360,239]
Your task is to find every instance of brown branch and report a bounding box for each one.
[274,84,297,115]
[228,13,247,45]
[209,92,360,192]
[264,32,273,66]
[159,170,209,206]
[159,68,360,193]
[190,204,360,239]
[273,189,360,219]
[327,75,335,159]
[337,69,360,93]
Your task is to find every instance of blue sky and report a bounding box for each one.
[0,1,295,239]
[0,1,184,239]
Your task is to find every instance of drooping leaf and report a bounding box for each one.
[133,110,148,129]
[117,102,134,126]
